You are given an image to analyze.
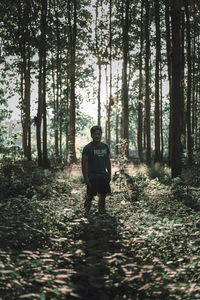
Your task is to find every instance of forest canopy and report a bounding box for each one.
[0,0,200,177]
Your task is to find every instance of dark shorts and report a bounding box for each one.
[87,174,111,196]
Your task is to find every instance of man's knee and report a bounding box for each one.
[98,194,106,200]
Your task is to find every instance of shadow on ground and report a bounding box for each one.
[70,213,129,300]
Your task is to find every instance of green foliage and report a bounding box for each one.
[0,164,200,299]
[170,169,200,211]
[0,161,54,200]
[193,150,200,166]
[112,139,129,189]
[147,164,171,184]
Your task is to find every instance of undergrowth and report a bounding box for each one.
[0,163,200,299]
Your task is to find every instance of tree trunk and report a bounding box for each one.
[107,0,113,150]
[115,70,120,155]
[105,65,108,143]
[52,56,59,157]
[137,0,144,162]
[26,39,31,161]
[42,0,48,168]
[180,9,185,138]
[185,1,192,165]
[121,0,130,157]
[36,52,43,166]
[154,0,161,163]
[97,57,102,126]
[160,64,164,161]
[170,0,183,178]
[144,0,151,164]
[165,0,172,166]
[18,0,31,161]
[55,2,60,158]
[68,0,77,163]
[65,76,69,161]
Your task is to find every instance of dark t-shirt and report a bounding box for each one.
[82,142,110,178]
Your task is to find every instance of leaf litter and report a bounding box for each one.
[0,168,199,299]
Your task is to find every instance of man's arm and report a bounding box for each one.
[81,154,91,186]
[105,154,111,181]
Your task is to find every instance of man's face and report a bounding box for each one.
[91,130,102,143]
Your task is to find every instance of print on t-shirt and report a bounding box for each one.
[94,149,107,157]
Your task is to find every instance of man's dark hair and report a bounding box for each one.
[90,125,102,135]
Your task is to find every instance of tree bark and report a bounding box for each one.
[55,1,60,158]
[42,0,48,168]
[154,0,161,163]
[18,0,31,161]
[107,0,112,150]
[51,56,59,157]
[165,0,172,166]
[170,0,183,177]
[105,65,108,142]
[137,0,144,162]
[97,57,102,126]
[121,0,130,157]
[115,70,120,155]
[185,1,193,165]
[36,49,43,166]
[144,0,151,164]
[68,0,77,163]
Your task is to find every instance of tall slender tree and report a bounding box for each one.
[137,0,144,161]
[121,0,130,157]
[165,0,172,165]
[154,0,161,163]
[35,0,48,167]
[185,0,193,165]
[107,0,112,149]
[95,0,102,126]
[144,0,151,164]
[68,0,77,163]
[170,0,184,177]
[41,0,48,168]
[17,0,31,161]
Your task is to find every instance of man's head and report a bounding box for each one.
[90,125,102,144]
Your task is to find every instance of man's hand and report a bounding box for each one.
[105,154,111,181]
[82,154,90,188]
[108,173,111,182]
[85,178,92,190]
[105,172,111,183]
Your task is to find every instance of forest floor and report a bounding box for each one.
[0,162,200,300]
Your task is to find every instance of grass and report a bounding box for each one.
[0,164,200,299]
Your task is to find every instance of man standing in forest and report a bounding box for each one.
[82,125,111,214]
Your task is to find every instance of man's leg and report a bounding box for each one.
[98,194,106,214]
[84,194,93,214]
